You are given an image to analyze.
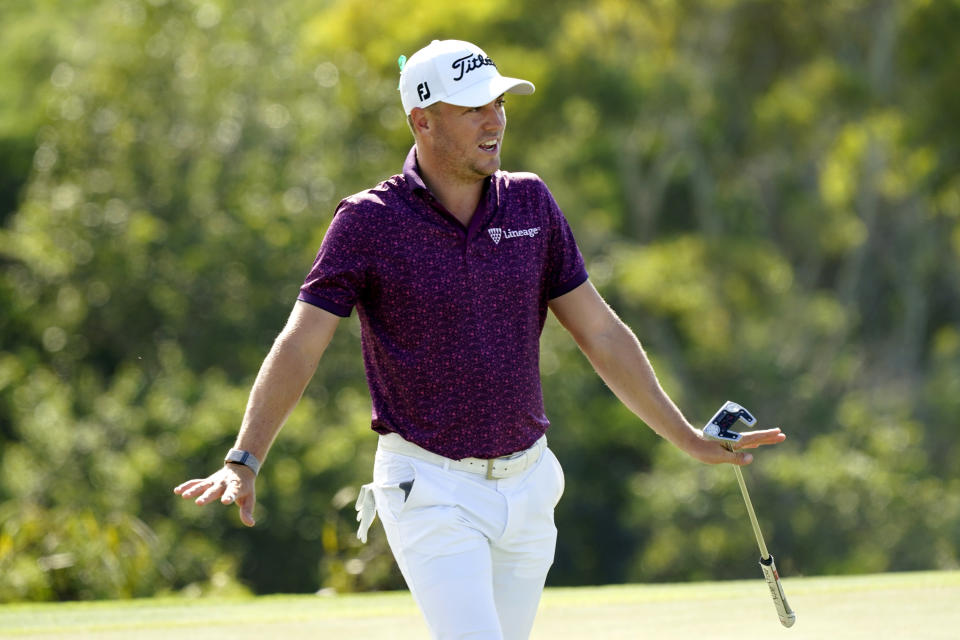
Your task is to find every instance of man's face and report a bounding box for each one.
[418,96,507,184]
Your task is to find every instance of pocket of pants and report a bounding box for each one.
[372,450,418,522]
[546,448,565,507]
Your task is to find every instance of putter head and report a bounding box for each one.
[702,401,756,445]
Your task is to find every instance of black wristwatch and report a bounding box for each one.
[224,448,261,476]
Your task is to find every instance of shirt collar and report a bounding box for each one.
[402,145,429,193]
[401,145,498,237]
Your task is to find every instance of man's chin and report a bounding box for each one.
[473,156,501,177]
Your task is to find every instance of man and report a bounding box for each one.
[174,39,786,639]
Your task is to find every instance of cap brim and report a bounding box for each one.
[442,76,535,108]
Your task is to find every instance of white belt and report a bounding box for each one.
[354,434,547,543]
[378,432,547,480]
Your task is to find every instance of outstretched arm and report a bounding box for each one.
[548,281,785,465]
[174,301,341,525]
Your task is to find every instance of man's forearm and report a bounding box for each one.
[576,317,701,453]
[231,302,340,463]
[550,282,783,466]
[231,337,317,461]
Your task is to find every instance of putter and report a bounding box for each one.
[704,401,797,628]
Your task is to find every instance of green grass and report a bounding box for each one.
[1,571,958,639]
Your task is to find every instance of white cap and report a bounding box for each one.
[398,40,535,115]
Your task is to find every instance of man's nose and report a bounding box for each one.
[482,104,505,130]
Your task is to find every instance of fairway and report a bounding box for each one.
[1,571,957,639]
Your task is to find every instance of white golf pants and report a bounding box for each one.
[365,434,565,640]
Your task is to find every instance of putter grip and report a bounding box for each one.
[759,555,796,628]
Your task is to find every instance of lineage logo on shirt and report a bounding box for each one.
[487,227,540,245]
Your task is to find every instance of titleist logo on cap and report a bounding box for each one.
[451,53,496,81]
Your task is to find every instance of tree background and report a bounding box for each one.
[1,0,958,601]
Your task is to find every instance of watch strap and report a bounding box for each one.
[224,448,261,476]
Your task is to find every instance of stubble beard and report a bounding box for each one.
[433,121,501,185]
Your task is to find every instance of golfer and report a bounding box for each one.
[175,39,786,640]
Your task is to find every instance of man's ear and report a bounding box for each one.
[409,107,430,136]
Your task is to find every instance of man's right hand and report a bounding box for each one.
[174,464,257,527]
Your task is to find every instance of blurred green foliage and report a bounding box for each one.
[1,0,958,601]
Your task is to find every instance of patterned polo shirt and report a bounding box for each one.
[298,146,588,459]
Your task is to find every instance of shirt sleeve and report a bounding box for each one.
[541,182,588,299]
[297,200,368,317]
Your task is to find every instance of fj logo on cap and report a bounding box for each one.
[417,82,431,101]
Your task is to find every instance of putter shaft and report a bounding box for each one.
[732,464,769,559]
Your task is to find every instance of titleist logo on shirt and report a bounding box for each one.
[488,227,540,245]
[451,53,496,81]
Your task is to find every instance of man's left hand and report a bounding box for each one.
[692,427,787,465]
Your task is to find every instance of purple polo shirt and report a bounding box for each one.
[298,146,588,459]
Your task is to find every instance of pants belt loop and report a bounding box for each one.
[486,459,495,480]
